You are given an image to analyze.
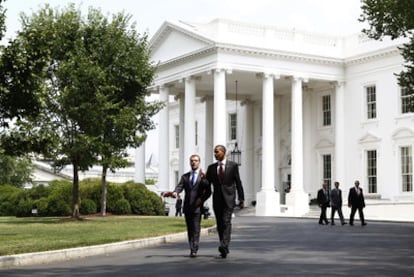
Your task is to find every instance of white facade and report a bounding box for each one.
[142,19,414,216]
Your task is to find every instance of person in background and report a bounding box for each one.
[175,195,183,216]
[206,145,244,258]
[317,182,330,225]
[330,181,347,225]
[348,180,367,226]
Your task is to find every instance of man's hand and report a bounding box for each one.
[239,200,244,209]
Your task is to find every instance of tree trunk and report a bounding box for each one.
[100,165,108,216]
[72,163,80,219]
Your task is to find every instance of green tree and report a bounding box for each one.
[0,0,5,40]
[360,0,414,111]
[0,150,33,187]
[0,4,160,219]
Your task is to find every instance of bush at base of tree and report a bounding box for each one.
[80,199,97,215]
[0,179,165,217]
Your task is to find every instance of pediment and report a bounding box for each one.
[315,138,334,149]
[358,132,381,144]
[150,22,214,64]
[392,128,414,140]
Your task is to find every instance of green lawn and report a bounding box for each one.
[0,216,215,256]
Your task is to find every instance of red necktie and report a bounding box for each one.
[219,162,224,179]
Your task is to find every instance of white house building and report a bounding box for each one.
[136,18,414,217]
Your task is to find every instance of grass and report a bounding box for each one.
[0,216,216,256]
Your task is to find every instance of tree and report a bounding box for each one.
[0,0,5,40]
[0,149,33,187]
[0,4,161,219]
[360,0,414,111]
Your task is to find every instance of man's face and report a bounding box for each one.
[355,181,360,187]
[214,146,226,161]
[335,183,339,189]
[190,156,200,170]
[323,183,327,189]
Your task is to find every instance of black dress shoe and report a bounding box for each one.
[362,222,367,226]
[319,222,324,225]
[190,252,197,258]
[349,223,354,226]
[342,222,347,225]
[218,246,228,258]
[331,222,335,225]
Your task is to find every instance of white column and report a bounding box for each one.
[286,77,309,216]
[178,94,185,176]
[335,81,345,184]
[240,100,254,206]
[256,73,280,216]
[184,77,196,164]
[134,143,145,184]
[213,69,227,146]
[158,85,170,192]
[203,96,214,164]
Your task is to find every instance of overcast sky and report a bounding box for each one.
[1,0,366,162]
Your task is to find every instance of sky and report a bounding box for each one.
[1,0,366,163]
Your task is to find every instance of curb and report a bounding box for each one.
[0,227,216,268]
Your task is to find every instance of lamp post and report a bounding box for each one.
[230,80,242,166]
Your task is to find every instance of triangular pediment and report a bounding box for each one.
[392,128,414,140]
[358,132,381,144]
[150,22,214,64]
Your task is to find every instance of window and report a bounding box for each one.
[366,85,376,119]
[174,125,179,149]
[229,113,237,140]
[401,146,413,192]
[322,95,331,126]
[323,154,331,189]
[367,150,377,193]
[401,88,414,114]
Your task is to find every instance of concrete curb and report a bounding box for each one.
[0,227,216,268]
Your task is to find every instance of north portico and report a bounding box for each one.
[134,18,413,216]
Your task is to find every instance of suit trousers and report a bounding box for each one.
[185,211,202,253]
[331,206,345,224]
[319,205,329,224]
[349,206,365,224]
[214,204,233,251]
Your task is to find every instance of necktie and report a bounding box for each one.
[191,171,196,187]
[219,162,224,179]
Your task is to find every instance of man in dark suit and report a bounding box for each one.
[317,182,330,225]
[348,180,367,226]
[330,181,346,225]
[206,145,244,258]
[172,154,211,257]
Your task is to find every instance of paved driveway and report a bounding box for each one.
[1,217,413,276]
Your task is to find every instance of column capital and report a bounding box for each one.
[292,75,309,83]
[200,95,213,103]
[211,68,232,75]
[256,72,281,80]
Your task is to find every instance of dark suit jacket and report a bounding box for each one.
[206,160,244,209]
[348,187,366,208]
[317,188,330,207]
[174,171,211,214]
[330,188,342,207]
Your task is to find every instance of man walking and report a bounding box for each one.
[172,154,211,257]
[330,181,346,225]
[206,145,244,258]
[348,180,367,226]
[317,183,330,225]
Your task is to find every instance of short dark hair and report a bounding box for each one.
[215,144,227,153]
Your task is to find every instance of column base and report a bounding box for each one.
[285,191,310,217]
[255,190,280,216]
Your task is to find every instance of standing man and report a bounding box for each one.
[206,145,244,258]
[348,180,367,226]
[317,183,330,225]
[330,181,347,225]
[172,154,211,257]
[175,195,182,217]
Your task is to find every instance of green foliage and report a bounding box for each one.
[113,198,131,215]
[80,199,97,215]
[0,3,163,218]
[0,151,34,187]
[0,0,5,40]
[122,181,164,215]
[360,0,414,108]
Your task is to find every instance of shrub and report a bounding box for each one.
[122,181,164,215]
[16,198,34,217]
[106,183,126,213]
[113,199,131,215]
[80,199,97,215]
[46,195,71,216]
